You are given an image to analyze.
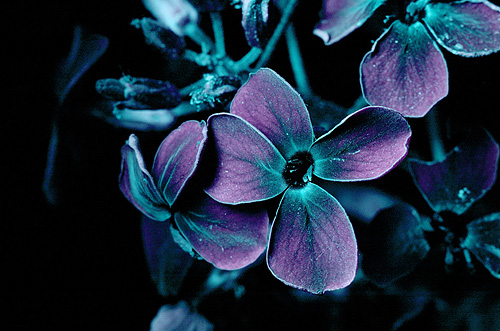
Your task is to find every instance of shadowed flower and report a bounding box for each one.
[363,127,500,284]
[204,68,412,293]
[119,120,269,270]
[314,0,500,117]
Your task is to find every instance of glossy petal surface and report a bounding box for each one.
[141,216,193,296]
[230,68,314,159]
[204,113,287,204]
[409,128,499,215]
[464,212,500,278]
[314,0,385,45]
[153,120,208,206]
[150,301,213,331]
[360,20,448,117]
[119,134,171,221]
[310,107,411,181]
[267,184,358,294]
[174,192,269,270]
[424,1,500,57]
[362,203,431,285]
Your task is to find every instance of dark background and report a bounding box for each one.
[7,0,500,329]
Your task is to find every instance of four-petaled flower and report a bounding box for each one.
[314,0,500,117]
[119,120,269,270]
[204,68,412,294]
[362,127,500,284]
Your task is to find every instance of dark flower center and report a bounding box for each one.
[282,151,314,188]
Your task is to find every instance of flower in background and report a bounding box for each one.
[119,120,269,270]
[314,0,500,117]
[142,0,199,36]
[362,127,500,284]
[204,68,411,293]
[150,301,213,331]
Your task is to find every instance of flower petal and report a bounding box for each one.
[310,107,411,181]
[360,20,449,117]
[424,1,500,57]
[230,68,314,159]
[204,113,287,204]
[409,127,499,215]
[267,184,358,294]
[119,134,171,221]
[141,216,193,296]
[150,301,213,331]
[174,192,269,270]
[464,212,500,278]
[362,203,431,285]
[152,120,208,206]
[313,0,386,45]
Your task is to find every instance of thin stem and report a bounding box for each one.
[426,107,446,162]
[232,47,263,72]
[254,0,298,69]
[210,12,226,57]
[285,23,312,97]
[184,23,214,53]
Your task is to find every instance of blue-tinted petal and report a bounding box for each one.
[230,68,314,159]
[409,127,499,215]
[267,183,358,294]
[204,113,287,204]
[362,203,431,285]
[119,134,171,221]
[174,192,269,270]
[310,107,411,181]
[314,0,386,45]
[464,212,500,278]
[141,216,193,296]
[150,301,213,331]
[152,120,208,206]
[360,20,449,117]
[424,1,500,57]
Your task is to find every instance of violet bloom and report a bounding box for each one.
[363,127,500,284]
[204,68,412,293]
[119,120,269,270]
[314,0,500,117]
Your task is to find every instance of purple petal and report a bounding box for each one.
[310,107,411,181]
[362,203,431,285]
[204,113,287,204]
[360,20,449,117]
[152,120,208,206]
[267,184,358,294]
[141,216,193,296]
[119,134,171,221]
[174,192,269,270]
[464,212,500,278]
[313,0,385,45]
[424,1,500,57]
[409,127,499,215]
[230,68,314,159]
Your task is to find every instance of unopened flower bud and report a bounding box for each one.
[142,0,199,36]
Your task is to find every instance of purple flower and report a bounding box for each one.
[119,120,269,270]
[204,68,412,293]
[314,0,500,117]
[363,127,500,284]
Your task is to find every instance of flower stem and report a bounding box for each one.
[184,23,214,53]
[426,107,446,162]
[210,12,226,57]
[254,0,298,69]
[285,23,312,97]
[233,47,263,72]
